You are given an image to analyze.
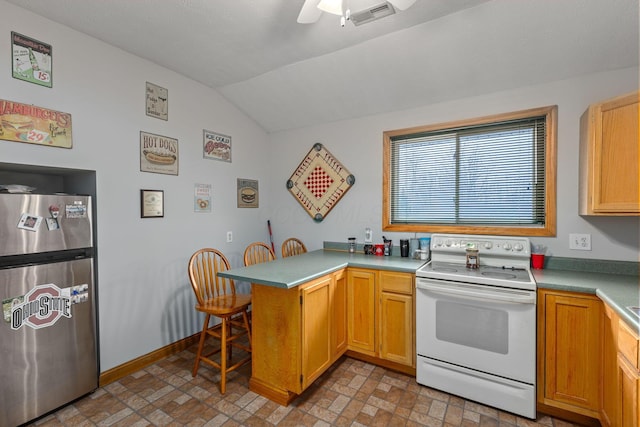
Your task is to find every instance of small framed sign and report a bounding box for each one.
[140,189,164,218]
[203,130,231,162]
[145,82,168,120]
[11,32,52,88]
[237,179,258,208]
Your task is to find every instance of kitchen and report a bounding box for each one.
[0,0,638,426]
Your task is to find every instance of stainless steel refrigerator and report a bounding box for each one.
[0,193,98,427]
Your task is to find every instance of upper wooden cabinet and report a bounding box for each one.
[579,91,640,215]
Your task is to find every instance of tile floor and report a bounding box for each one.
[29,344,584,427]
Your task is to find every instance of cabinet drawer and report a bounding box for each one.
[619,319,640,370]
[379,271,413,294]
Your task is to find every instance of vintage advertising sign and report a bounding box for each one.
[140,131,179,175]
[203,130,231,162]
[286,143,355,222]
[11,32,52,88]
[0,99,72,148]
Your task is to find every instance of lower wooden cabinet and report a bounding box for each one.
[537,289,602,419]
[347,268,415,370]
[617,316,640,427]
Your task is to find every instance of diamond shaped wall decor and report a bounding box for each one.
[286,143,355,222]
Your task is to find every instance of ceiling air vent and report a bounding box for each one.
[350,1,396,26]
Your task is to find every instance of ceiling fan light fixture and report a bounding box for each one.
[317,0,344,16]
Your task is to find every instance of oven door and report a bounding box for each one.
[416,278,536,384]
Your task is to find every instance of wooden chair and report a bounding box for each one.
[281,237,307,258]
[243,242,276,266]
[188,248,252,394]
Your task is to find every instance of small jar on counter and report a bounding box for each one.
[348,237,356,253]
[466,246,479,269]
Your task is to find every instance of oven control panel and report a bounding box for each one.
[430,234,531,257]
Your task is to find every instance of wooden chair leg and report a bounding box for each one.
[220,317,227,394]
[192,314,210,377]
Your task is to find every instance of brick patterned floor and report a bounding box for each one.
[28,344,583,427]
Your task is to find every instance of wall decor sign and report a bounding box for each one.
[286,143,355,222]
[194,183,212,213]
[140,131,178,175]
[11,32,52,88]
[237,178,258,208]
[0,99,72,148]
[145,82,168,120]
[203,129,231,162]
[140,189,164,218]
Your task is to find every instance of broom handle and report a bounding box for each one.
[267,220,275,254]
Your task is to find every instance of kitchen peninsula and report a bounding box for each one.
[218,249,426,405]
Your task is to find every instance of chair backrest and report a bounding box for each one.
[282,237,307,258]
[188,248,236,306]
[244,242,276,266]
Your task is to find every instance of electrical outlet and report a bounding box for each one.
[569,233,591,250]
[226,231,233,243]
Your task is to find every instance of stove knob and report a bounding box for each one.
[434,239,443,247]
[483,242,493,250]
[445,239,452,247]
[503,243,512,251]
[513,243,524,251]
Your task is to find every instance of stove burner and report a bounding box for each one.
[481,271,517,280]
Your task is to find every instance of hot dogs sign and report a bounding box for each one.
[140,131,179,175]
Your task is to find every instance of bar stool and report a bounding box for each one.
[188,248,252,394]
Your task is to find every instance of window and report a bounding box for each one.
[383,106,557,236]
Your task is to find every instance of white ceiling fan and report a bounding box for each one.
[297,0,417,25]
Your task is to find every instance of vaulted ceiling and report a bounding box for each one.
[6,0,639,133]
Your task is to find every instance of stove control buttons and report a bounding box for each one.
[445,239,452,247]
[483,242,493,250]
[503,243,512,251]
[513,243,524,251]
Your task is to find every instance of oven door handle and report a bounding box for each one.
[416,280,536,304]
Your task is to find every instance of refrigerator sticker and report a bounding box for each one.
[8,284,71,330]
[65,204,87,218]
[17,213,43,231]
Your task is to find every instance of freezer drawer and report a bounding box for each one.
[0,257,98,427]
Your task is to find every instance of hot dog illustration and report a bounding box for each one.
[143,150,176,165]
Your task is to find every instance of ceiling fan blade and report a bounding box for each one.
[297,0,323,23]
[388,0,417,11]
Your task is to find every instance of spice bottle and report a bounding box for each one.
[348,237,356,253]
[466,245,479,269]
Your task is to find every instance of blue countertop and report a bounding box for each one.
[220,249,639,331]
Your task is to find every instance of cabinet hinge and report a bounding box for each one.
[300,295,303,305]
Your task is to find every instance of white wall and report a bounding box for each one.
[2,1,638,374]
[1,2,273,372]
[266,67,640,262]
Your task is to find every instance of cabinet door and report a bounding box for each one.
[580,91,639,215]
[347,269,376,355]
[301,276,333,389]
[618,354,639,427]
[601,304,618,427]
[379,292,413,366]
[539,290,601,416]
[333,269,348,359]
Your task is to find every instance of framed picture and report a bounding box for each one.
[194,183,211,213]
[237,178,258,208]
[203,130,231,162]
[17,213,43,231]
[11,32,52,88]
[145,82,168,120]
[140,189,164,218]
[140,131,178,175]
[0,98,72,148]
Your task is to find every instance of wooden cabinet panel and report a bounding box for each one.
[618,353,640,427]
[301,276,332,388]
[379,270,413,294]
[601,304,618,427]
[379,292,413,365]
[347,269,376,355]
[579,91,640,215]
[538,289,601,418]
[333,269,348,358]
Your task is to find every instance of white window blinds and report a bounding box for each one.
[389,117,547,226]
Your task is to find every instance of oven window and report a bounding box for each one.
[435,300,508,354]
